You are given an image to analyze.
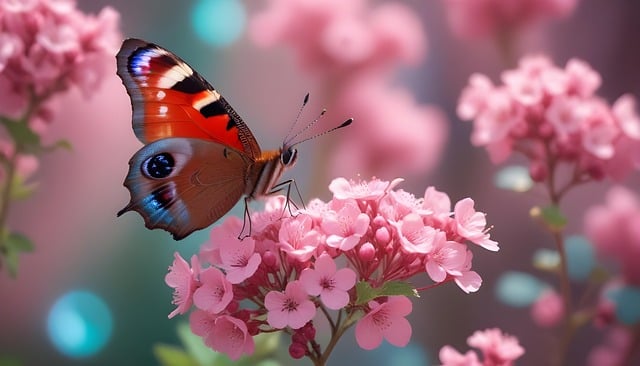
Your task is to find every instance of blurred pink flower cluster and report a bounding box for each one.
[584,186,640,285]
[250,0,447,179]
[0,0,120,120]
[439,328,525,366]
[458,55,640,183]
[165,177,497,361]
[443,0,579,40]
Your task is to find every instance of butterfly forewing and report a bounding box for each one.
[116,38,262,159]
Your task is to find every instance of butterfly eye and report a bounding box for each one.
[281,148,298,166]
[143,153,175,179]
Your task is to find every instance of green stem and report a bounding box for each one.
[314,311,358,366]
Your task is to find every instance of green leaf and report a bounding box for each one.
[0,119,40,152]
[531,205,567,232]
[355,281,418,305]
[9,175,38,201]
[4,249,19,278]
[43,139,73,152]
[379,281,419,298]
[5,232,34,252]
[0,354,22,366]
[153,344,198,366]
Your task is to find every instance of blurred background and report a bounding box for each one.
[1,0,639,365]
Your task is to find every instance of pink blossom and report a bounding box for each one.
[329,177,400,201]
[200,217,245,266]
[355,296,412,350]
[165,253,200,319]
[531,289,564,327]
[467,328,525,365]
[454,198,499,251]
[425,240,468,282]
[193,267,234,314]
[299,253,356,310]
[391,213,442,254]
[459,55,640,182]
[190,311,255,361]
[443,0,579,40]
[217,233,261,284]
[321,199,370,251]
[452,251,483,293]
[265,281,316,329]
[168,177,497,361]
[278,214,321,262]
[584,186,640,285]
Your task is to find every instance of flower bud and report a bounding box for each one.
[375,227,390,245]
[358,242,376,262]
[262,250,277,268]
[289,341,307,359]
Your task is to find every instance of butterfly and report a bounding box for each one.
[116,39,351,240]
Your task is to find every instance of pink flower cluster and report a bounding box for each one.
[458,55,640,182]
[0,0,120,120]
[443,0,579,40]
[584,186,640,285]
[250,0,447,178]
[439,328,525,366]
[165,177,497,360]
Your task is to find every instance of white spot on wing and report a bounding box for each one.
[159,105,168,116]
[155,64,193,89]
[156,90,166,100]
[193,91,221,111]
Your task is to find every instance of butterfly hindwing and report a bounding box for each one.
[118,138,251,240]
[116,38,262,159]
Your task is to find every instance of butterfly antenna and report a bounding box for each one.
[290,118,353,147]
[284,92,310,143]
[285,108,327,146]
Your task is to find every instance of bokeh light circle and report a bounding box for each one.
[47,290,113,358]
[191,0,246,47]
[495,271,544,307]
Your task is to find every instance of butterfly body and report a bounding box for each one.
[116,39,298,240]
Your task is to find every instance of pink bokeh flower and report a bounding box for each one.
[265,280,316,329]
[250,0,447,179]
[165,253,200,319]
[190,311,255,361]
[355,295,413,350]
[0,0,120,120]
[193,267,234,314]
[531,288,564,327]
[584,186,640,285]
[299,253,356,310]
[468,328,526,365]
[440,328,525,366]
[459,55,640,183]
[440,346,482,366]
[443,0,579,40]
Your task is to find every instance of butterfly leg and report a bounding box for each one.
[269,179,305,217]
[238,196,253,241]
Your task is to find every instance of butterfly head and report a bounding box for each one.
[280,145,298,168]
